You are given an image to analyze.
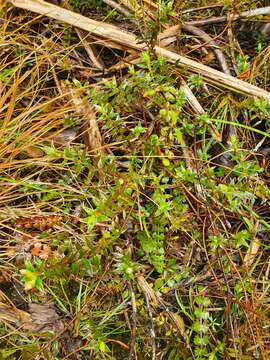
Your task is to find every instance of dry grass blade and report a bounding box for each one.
[157,24,181,46]
[9,0,138,49]
[156,46,270,100]
[8,0,270,100]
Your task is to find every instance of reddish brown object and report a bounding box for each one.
[16,215,62,231]
[31,243,51,260]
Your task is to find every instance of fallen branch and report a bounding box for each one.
[8,0,270,101]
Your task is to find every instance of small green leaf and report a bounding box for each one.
[162,158,170,167]
[35,277,44,292]
[20,269,38,290]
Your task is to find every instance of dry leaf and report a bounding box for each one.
[25,303,66,332]
[61,81,103,156]
[167,311,186,336]
[0,300,81,359]
[24,145,44,158]
[137,276,158,308]
[243,237,261,268]
[31,242,51,260]
[0,302,66,333]
[45,127,79,146]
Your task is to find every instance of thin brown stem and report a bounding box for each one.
[186,6,270,26]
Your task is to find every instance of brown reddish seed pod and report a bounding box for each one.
[16,215,62,231]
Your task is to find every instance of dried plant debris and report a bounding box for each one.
[61,81,104,155]
[0,301,65,333]
[16,215,62,231]
[25,303,66,333]
[30,242,51,260]
[0,1,270,359]
[45,127,80,146]
[8,0,270,100]
[0,300,81,358]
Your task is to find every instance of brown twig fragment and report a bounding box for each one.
[186,6,270,26]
